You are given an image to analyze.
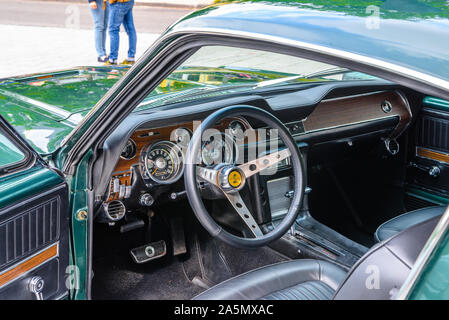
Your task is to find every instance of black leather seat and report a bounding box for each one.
[194,215,441,300]
[374,206,446,242]
[193,259,346,300]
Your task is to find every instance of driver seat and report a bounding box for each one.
[194,214,440,300]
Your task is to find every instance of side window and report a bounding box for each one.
[0,129,27,171]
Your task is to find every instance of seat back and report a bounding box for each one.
[333,215,440,300]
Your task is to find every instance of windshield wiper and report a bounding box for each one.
[303,67,351,79]
[255,75,305,88]
[254,67,353,88]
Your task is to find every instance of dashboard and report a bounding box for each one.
[97,89,412,224]
[102,117,251,221]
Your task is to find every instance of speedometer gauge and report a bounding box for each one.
[144,141,183,184]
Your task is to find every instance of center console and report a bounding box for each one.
[258,143,369,270]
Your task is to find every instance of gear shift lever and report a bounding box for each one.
[289,186,311,235]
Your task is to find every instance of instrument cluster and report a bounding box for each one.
[100,117,250,224]
[138,121,246,186]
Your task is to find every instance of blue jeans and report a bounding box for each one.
[89,0,109,58]
[109,0,137,61]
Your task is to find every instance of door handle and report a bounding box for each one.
[28,276,44,300]
[409,162,441,178]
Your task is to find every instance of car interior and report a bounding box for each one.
[88,45,449,300]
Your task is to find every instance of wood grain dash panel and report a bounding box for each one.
[417,147,449,164]
[303,91,411,137]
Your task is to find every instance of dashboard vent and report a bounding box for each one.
[104,201,126,221]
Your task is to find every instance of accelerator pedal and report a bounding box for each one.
[130,240,166,264]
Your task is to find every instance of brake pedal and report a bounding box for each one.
[130,240,166,264]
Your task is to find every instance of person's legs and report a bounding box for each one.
[122,0,137,60]
[108,2,126,63]
[101,1,109,57]
[89,0,108,58]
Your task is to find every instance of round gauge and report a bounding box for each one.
[228,120,246,140]
[144,141,183,184]
[172,127,192,149]
[120,139,137,160]
[201,133,238,166]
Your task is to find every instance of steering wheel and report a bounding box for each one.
[184,105,305,248]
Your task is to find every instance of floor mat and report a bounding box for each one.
[92,253,203,300]
[180,218,288,286]
[92,217,289,300]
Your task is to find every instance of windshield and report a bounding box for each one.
[135,46,378,111]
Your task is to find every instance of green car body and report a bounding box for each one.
[0,65,312,155]
[1,0,449,300]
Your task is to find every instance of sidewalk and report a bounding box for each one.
[0,24,160,78]
[0,0,192,78]
[136,0,213,8]
[30,0,215,9]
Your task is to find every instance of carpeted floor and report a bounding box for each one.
[92,216,288,300]
[92,254,204,300]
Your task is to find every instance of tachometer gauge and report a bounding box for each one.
[201,133,238,166]
[144,141,183,184]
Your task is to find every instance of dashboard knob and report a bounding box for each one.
[139,193,154,207]
[429,166,441,178]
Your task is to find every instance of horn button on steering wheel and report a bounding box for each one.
[218,166,246,192]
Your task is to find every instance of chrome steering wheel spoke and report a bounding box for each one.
[223,191,263,238]
[238,148,291,178]
[196,166,219,186]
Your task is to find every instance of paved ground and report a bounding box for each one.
[0,24,160,78]
[0,0,191,78]
[0,0,191,33]
[0,0,330,79]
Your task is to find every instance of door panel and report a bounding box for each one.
[0,117,69,300]
[406,97,449,208]
[0,181,69,300]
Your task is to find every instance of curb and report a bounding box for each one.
[22,0,214,9]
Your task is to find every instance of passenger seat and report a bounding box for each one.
[374,206,446,242]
